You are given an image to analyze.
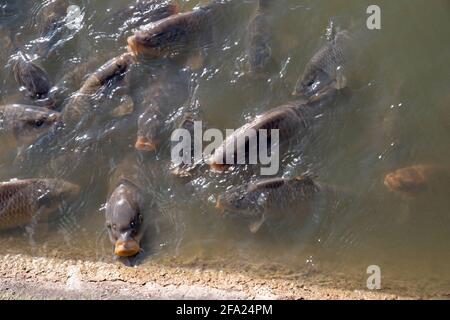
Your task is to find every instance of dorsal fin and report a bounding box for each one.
[251,178,286,191]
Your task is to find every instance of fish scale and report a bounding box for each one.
[0,180,45,230]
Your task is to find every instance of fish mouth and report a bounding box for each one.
[135,137,157,152]
[127,36,139,56]
[215,199,225,213]
[127,35,160,58]
[114,239,141,257]
[210,162,231,172]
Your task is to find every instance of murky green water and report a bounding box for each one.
[1,0,450,297]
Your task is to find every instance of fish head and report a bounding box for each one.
[13,56,52,100]
[384,167,428,194]
[127,15,188,58]
[216,184,267,218]
[105,183,144,257]
[9,105,61,146]
[293,67,333,99]
[135,108,163,152]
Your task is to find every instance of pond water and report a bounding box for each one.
[1,0,450,297]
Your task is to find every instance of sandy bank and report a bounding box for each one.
[0,253,411,300]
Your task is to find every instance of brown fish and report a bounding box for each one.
[0,104,60,147]
[61,53,136,127]
[127,2,222,59]
[209,87,337,172]
[13,53,53,103]
[216,176,321,233]
[384,165,450,195]
[0,178,80,230]
[293,30,352,99]
[106,156,146,257]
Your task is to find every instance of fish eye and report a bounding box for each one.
[130,221,136,229]
[34,119,45,127]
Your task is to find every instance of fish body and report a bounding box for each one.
[216,176,321,233]
[135,63,190,152]
[0,178,80,230]
[34,0,69,57]
[246,0,273,75]
[102,0,179,40]
[61,53,136,127]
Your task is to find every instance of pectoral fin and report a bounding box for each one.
[249,215,267,233]
[335,68,347,90]
[186,51,205,70]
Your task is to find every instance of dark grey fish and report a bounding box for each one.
[0,178,80,230]
[13,53,54,105]
[246,0,273,75]
[216,176,320,233]
[293,30,352,99]
[106,156,146,257]
[135,63,190,152]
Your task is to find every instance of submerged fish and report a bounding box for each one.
[13,53,54,105]
[135,63,190,152]
[127,1,224,59]
[0,104,60,147]
[384,165,450,195]
[61,52,136,127]
[106,157,146,257]
[209,87,337,172]
[216,176,322,233]
[0,178,80,231]
[34,0,68,57]
[0,26,13,67]
[293,30,352,99]
[246,0,273,75]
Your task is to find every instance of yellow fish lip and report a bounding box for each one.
[135,137,157,152]
[114,239,140,257]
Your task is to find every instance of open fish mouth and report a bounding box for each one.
[135,137,157,152]
[209,161,231,172]
[127,35,139,56]
[114,239,141,257]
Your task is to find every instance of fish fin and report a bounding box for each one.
[111,95,134,117]
[186,52,205,70]
[249,215,267,234]
[335,69,347,90]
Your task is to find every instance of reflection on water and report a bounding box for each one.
[1,0,450,296]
